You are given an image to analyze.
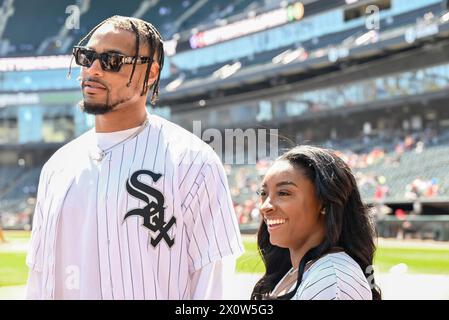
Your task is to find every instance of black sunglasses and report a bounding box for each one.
[72,46,153,72]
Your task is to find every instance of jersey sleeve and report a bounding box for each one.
[26,166,47,272]
[180,152,244,273]
[25,166,48,299]
[26,268,44,300]
[189,255,238,299]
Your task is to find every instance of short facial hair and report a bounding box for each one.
[79,91,134,115]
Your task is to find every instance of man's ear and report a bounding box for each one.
[146,62,160,89]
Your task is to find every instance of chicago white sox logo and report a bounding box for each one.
[124,169,176,248]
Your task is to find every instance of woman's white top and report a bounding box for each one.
[272,252,373,300]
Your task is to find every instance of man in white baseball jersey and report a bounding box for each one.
[26,16,244,300]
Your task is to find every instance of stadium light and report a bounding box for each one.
[247,10,257,18]
[272,49,292,64]
[212,62,242,80]
[165,73,186,92]
[215,19,228,26]
[441,12,449,23]
[355,30,379,46]
[164,39,178,57]
[272,47,307,64]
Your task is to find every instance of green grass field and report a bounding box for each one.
[0,231,30,287]
[236,241,449,274]
[236,237,449,275]
[1,231,449,287]
[0,252,28,287]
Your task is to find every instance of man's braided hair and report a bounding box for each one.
[76,15,164,105]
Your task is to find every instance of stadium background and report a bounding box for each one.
[0,0,449,299]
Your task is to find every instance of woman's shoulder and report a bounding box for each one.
[293,252,373,300]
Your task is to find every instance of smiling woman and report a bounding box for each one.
[251,145,382,300]
[258,160,324,252]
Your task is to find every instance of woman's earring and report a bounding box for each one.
[320,208,326,215]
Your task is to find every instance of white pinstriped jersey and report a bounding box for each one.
[25,113,244,300]
[273,252,373,300]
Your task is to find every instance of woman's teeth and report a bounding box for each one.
[266,219,286,226]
